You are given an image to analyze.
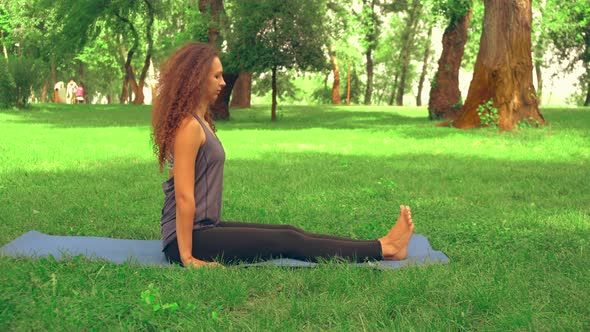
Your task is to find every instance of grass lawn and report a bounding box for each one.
[0,103,589,330]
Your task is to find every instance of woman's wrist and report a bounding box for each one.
[180,254,193,264]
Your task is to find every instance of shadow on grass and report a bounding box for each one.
[2,104,588,132]
[1,104,441,131]
[0,104,153,127]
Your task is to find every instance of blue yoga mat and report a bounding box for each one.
[0,230,449,269]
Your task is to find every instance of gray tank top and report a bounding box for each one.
[160,114,225,250]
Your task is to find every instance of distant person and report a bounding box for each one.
[54,81,64,103]
[151,42,415,268]
[75,85,85,104]
[66,79,78,104]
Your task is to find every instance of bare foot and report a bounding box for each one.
[378,205,415,260]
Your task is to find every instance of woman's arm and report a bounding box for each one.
[173,117,218,268]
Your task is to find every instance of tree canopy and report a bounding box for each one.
[0,0,587,115]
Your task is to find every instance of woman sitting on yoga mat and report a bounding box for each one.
[151,42,414,268]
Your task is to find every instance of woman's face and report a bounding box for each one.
[204,57,226,104]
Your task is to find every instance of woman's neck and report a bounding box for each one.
[194,104,208,119]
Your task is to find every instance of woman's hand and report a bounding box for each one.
[182,256,224,269]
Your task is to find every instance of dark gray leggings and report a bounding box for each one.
[164,221,382,265]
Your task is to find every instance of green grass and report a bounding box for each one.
[1,103,589,331]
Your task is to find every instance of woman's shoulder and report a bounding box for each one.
[176,114,206,144]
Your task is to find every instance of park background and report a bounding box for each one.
[1,0,589,330]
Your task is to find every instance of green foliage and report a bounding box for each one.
[140,283,180,313]
[544,0,590,70]
[477,98,499,128]
[252,72,301,102]
[311,85,332,104]
[544,0,590,104]
[462,0,483,71]
[516,117,542,129]
[430,71,439,90]
[0,58,16,107]
[357,0,382,53]
[174,5,212,45]
[229,0,329,74]
[75,25,123,99]
[565,72,590,106]
[0,57,43,108]
[430,0,473,32]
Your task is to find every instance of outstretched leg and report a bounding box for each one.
[378,205,414,260]
[163,208,415,265]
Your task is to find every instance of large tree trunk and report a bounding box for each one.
[416,27,433,107]
[230,72,252,108]
[428,8,472,120]
[453,0,544,130]
[329,46,341,104]
[211,73,238,119]
[364,48,373,105]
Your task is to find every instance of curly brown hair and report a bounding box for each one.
[151,42,219,172]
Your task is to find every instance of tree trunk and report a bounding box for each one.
[361,0,378,105]
[346,62,351,104]
[199,0,224,47]
[417,27,433,107]
[271,65,277,121]
[126,63,140,103]
[115,11,140,104]
[329,46,341,104]
[120,77,128,104]
[211,73,238,119]
[585,64,590,106]
[230,72,252,108]
[1,30,7,59]
[428,8,472,120]
[52,61,58,103]
[388,73,399,106]
[200,0,237,117]
[133,0,155,105]
[41,80,48,102]
[364,48,373,105]
[453,0,544,130]
[396,0,422,106]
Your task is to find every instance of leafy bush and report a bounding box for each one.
[477,98,499,128]
[0,57,43,108]
[310,85,332,104]
[0,58,16,108]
